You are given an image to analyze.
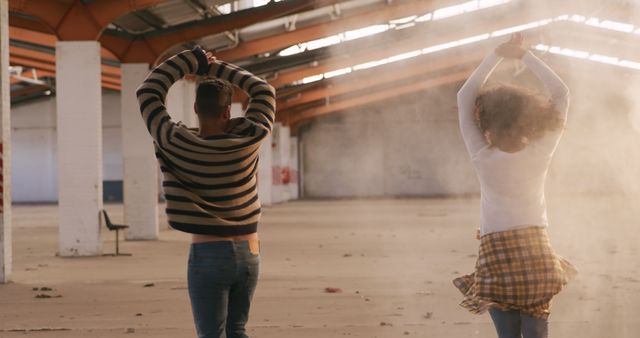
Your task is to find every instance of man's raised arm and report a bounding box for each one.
[135,48,209,146]
[207,58,276,133]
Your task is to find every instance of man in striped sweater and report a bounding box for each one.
[136,46,275,338]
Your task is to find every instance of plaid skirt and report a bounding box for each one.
[453,226,577,319]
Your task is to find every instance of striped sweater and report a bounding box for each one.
[136,48,276,236]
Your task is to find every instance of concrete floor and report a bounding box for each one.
[0,197,639,337]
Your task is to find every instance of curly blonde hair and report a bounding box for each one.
[475,85,564,152]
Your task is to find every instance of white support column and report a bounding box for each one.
[121,63,158,240]
[232,103,271,205]
[289,136,299,200]
[56,41,102,256]
[0,0,13,282]
[181,80,197,128]
[167,80,198,128]
[258,134,272,206]
[230,103,244,118]
[271,123,291,203]
[280,126,291,202]
[299,139,305,199]
[271,123,282,203]
[166,80,185,123]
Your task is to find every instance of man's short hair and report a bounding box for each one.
[195,79,233,117]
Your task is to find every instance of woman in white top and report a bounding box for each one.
[453,33,576,338]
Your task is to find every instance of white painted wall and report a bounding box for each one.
[11,96,57,202]
[300,85,478,198]
[300,79,640,198]
[258,134,272,206]
[271,123,291,203]
[289,137,299,200]
[11,90,123,203]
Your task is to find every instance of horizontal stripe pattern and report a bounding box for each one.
[136,50,276,236]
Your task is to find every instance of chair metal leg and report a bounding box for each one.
[102,226,131,257]
[115,229,120,255]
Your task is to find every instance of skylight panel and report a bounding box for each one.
[386,50,422,62]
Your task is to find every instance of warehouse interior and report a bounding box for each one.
[1,0,640,337]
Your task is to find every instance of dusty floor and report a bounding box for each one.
[0,196,639,338]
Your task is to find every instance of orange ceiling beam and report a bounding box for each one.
[9,0,166,40]
[289,70,470,127]
[8,23,125,92]
[9,54,121,78]
[102,82,122,91]
[216,0,452,61]
[8,0,68,36]
[9,51,121,89]
[10,84,50,98]
[9,55,57,72]
[9,0,343,64]
[277,51,485,112]
[9,25,56,46]
[9,45,55,62]
[9,46,121,78]
[99,0,342,64]
[287,59,578,128]
[9,26,119,59]
[10,67,121,91]
[8,14,52,34]
[103,74,122,85]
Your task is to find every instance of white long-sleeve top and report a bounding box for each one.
[457,51,570,236]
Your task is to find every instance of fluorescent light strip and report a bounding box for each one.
[297,25,535,84]
[390,15,418,25]
[294,12,640,84]
[535,44,640,71]
[324,67,352,79]
[432,0,511,20]
[343,25,390,41]
[282,0,640,59]
[279,0,514,57]
[490,19,551,37]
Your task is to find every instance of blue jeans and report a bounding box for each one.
[489,308,548,338]
[188,241,260,338]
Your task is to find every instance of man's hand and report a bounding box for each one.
[495,33,526,59]
[205,51,217,65]
[191,45,211,76]
[476,228,481,240]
